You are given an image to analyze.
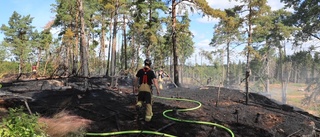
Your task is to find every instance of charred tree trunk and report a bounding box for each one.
[78,0,89,90]
[73,10,79,75]
[172,0,181,87]
[245,5,253,105]
[123,15,127,70]
[110,0,119,87]
[225,42,230,87]
[106,14,113,77]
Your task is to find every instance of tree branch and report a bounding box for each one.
[175,0,194,7]
[303,31,320,41]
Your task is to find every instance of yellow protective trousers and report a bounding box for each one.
[158,78,163,90]
[145,104,153,122]
[136,91,154,122]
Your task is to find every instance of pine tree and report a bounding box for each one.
[210,7,244,88]
[166,0,229,87]
[281,0,320,44]
[1,11,35,75]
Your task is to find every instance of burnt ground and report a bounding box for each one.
[0,76,320,137]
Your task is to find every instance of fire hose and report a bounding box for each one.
[86,95,234,137]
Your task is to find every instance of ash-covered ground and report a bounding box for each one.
[0,77,319,137]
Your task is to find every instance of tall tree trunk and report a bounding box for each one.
[123,15,128,70]
[106,14,113,76]
[36,48,41,72]
[294,67,298,83]
[146,0,152,59]
[130,34,136,71]
[279,46,286,103]
[180,63,184,84]
[120,36,124,69]
[172,0,181,87]
[245,4,252,105]
[226,41,230,88]
[265,41,271,93]
[266,55,270,93]
[78,0,89,90]
[87,15,94,76]
[66,43,70,75]
[281,41,288,104]
[136,41,141,71]
[221,51,225,86]
[73,10,79,75]
[100,11,106,75]
[19,56,23,74]
[312,60,315,80]
[111,0,119,87]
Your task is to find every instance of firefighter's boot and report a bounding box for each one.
[145,104,153,122]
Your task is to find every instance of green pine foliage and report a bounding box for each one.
[0,62,19,78]
[0,107,48,137]
[1,11,35,74]
[281,0,320,44]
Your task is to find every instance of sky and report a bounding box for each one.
[0,0,314,65]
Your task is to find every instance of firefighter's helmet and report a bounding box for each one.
[144,59,152,66]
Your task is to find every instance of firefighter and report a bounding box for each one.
[158,68,170,90]
[134,59,160,122]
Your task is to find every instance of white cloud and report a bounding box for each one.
[191,29,207,40]
[195,39,214,50]
[196,16,219,24]
[287,40,320,55]
[190,30,198,37]
[207,0,286,11]
[206,0,242,10]
[267,0,285,10]
[50,27,61,36]
[191,0,241,37]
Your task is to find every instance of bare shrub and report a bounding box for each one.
[38,111,92,137]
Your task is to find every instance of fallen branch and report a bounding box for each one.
[287,128,302,137]
[156,122,176,132]
[24,99,33,115]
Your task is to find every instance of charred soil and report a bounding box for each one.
[0,77,320,137]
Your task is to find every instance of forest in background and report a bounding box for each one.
[0,0,319,112]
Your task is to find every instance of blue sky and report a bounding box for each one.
[0,0,295,64]
[0,0,55,32]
